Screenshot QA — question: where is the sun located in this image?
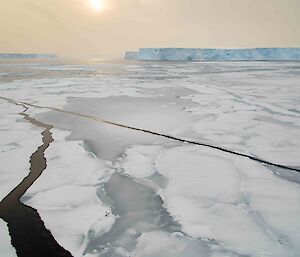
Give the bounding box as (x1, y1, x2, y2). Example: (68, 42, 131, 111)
(90, 0, 105, 11)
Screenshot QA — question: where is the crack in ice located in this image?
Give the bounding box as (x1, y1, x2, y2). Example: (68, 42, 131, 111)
(0, 102, 73, 257)
(1, 96, 299, 173)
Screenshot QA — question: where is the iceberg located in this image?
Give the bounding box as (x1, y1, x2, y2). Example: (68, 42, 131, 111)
(0, 53, 58, 59)
(125, 48, 300, 61)
(124, 51, 139, 60)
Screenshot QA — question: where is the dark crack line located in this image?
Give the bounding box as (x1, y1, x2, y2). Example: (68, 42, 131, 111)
(0, 101, 73, 257)
(1, 96, 299, 173)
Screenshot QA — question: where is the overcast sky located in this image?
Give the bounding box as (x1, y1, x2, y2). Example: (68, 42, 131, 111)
(0, 0, 299, 58)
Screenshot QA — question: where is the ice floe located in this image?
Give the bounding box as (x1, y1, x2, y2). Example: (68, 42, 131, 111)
(154, 145, 300, 257)
(23, 129, 114, 257)
(0, 220, 17, 257)
(0, 101, 44, 201)
(1, 60, 300, 257)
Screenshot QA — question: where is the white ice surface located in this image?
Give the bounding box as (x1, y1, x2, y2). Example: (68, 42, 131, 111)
(24, 129, 115, 257)
(120, 145, 162, 178)
(117, 143, 300, 256)
(181, 68, 300, 166)
(1, 61, 300, 257)
(0, 101, 43, 201)
(1, 61, 299, 166)
(154, 145, 300, 257)
(0, 220, 17, 257)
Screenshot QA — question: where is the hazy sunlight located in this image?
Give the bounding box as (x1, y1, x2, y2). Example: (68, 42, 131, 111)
(90, 0, 105, 11)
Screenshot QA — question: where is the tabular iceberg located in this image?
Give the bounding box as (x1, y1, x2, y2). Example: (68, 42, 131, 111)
(125, 48, 300, 61)
(0, 53, 58, 59)
(124, 51, 139, 60)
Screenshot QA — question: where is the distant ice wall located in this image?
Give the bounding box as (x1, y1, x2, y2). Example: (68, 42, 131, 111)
(0, 54, 58, 59)
(124, 51, 139, 60)
(125, 48, 300, 61)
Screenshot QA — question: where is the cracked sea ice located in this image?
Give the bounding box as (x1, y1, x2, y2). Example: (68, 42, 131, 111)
(0, 60, 300, 257)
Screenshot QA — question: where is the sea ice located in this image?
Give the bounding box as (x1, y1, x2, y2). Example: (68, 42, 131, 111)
(131, 231, 209, 257)
(0, 220, 17, 257)
(154, 145, 300, 257)
(121, 145, 162, 178)
(0, 101, 44, 201)
(24, 129, 114, 257)
(1, 60, 300, 257)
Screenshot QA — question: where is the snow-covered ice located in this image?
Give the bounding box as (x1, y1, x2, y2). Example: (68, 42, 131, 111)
(0, 60, 300, 257)
(121, 145, 162, 178)
(155, 146, 300, 257)
(24, 129, 114, 257)
(0, 101, 43, 201)
(0, 220, 17, 257)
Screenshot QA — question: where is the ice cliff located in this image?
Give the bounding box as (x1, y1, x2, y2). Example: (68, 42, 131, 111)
(0, 54, 58, 59)
(125, 48, 300, 61)
(124, 51, 139, 60)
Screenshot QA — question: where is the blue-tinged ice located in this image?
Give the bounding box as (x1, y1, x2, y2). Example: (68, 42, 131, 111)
(0, 53, 58, 59)
(124, 51, 139, 60)
(125, 48, 300, 61)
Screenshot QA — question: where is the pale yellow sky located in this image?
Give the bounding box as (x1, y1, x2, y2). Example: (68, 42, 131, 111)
(0, 0, 299, 58)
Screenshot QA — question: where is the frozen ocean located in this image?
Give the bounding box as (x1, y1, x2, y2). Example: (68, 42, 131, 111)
(0, 59, 300, 257)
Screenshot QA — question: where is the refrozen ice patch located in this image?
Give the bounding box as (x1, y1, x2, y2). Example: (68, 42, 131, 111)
(0, 220, 17, 257)
(24, 129, 115, 257)
(35, 95, 195, 160)
(154, 146, 300, 257)
(82, 170, 184, 257)
(131, 231, 209, 257)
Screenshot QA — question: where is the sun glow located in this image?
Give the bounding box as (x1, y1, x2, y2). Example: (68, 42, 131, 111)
(90, 0, 105, 11)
